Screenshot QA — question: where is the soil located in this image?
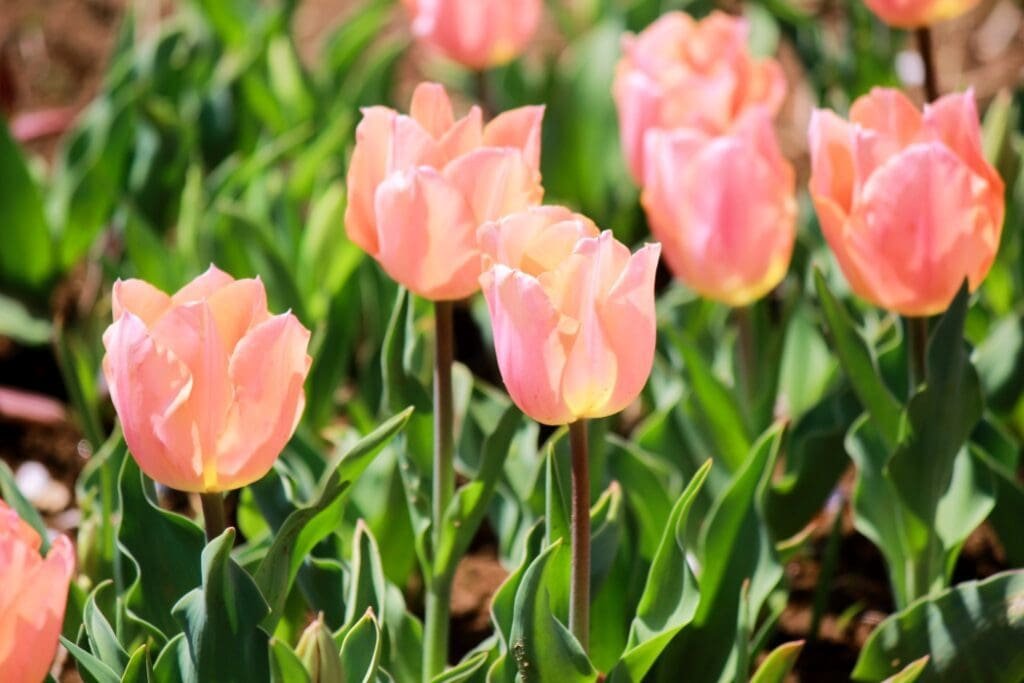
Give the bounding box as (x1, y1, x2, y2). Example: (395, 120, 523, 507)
(1, 1, 1022, 681)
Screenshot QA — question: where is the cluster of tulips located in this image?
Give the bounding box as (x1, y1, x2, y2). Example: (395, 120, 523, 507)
(0, 0, 1006, 679)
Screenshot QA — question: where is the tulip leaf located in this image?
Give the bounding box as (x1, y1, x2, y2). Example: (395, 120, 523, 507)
(339, 610, 382, 683)
(120, 645, 150, 683)
(749, 640, 804, 683)
(254, 407, 412, 629)
(0, 459, 51, 554)
(608, 459, 711, 682)
(431, 650, 489, 683)
(0, 116, 54, 289)
(852, 570, 1024, 682)
(381, 288, 431, 414)
(61, 636, 122, 683)
(151, 634, 192, 683)
(888, 286, 983, 528)
(270, 639, 312, 683)
(508, 540, 598, 682)
(117, 457, 205, 638)
(814, 270, 903, 446)
(83, 582, 129, 675)
(344, 521, 388, 628)
(173, 529, 271, 683)
(488, 521, 545, 683)
(883, 657, 930, 683)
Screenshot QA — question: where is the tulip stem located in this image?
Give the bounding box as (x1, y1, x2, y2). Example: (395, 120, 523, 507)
(425, 300, 456, 678)
(199, 492, 226, 542)
(736, 306, 757, 408)
(569, 419, 591, 652)
(474, 69, 495, 118)
(915, 26, 940, 102)
(906, 316, 929, 393)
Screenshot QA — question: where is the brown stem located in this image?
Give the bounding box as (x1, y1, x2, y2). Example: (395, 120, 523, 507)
(915, 26, 940, 102)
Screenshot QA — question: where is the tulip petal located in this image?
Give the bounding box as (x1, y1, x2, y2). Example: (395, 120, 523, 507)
(480, 266, 573, 425)
(112, 279, 172, 325)
(410, 82, 455, 138)
(478, 206, 597, 276)
(219, 313, 312, 489)
(850, 88, 922, 148)
(808, 108, 857, 213)
(483, 105, 545, 170)
(345, 107, 398, 254)
(171, 264, 234, 305)
(443, 147, 543, 224)
(205, 277, 271, 352)
(375, 167, 481, 300)
(438, 106, 484, 163)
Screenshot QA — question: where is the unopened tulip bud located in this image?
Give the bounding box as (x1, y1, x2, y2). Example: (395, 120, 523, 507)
(295, 614, 343, 683)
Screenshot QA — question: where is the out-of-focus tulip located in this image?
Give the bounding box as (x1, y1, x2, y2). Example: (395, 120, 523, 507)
(0, 500, 75, 683)
(809, 88, 1004, 317)
(102, 266, 312, 493)
(402, 0, 542, 70)
(642, 109, 796, 305)
(863, 0, 980, 28)
(612, 10, 786, 182)
(346, 82, 545, 300)
(478, 207, 660, 425)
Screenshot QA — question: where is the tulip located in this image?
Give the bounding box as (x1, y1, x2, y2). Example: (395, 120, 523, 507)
(478, 207, 660, 425)
(642, 108, 796, 306)
(863, 0, 980, 28)
(402, 0, 543, 70)
(0, 500, 75, 683)
(102, 266, 312, 493)
(808, 88, 1004, 317)
(613, 10, 787, 182)
(345, 82, 545, 300)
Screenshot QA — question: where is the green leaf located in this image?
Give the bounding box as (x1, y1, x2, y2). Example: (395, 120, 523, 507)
(0, 116, 53, 289)
(0, 460, 50, 553)
(344, 521, 388, 627)
(749, 640, 804, 683)
(120, 645, 151, 683)
(151, 634, 191, 683)
(509, 540, 597, 682)
(814, 270, 903, 446)
(888, 286, 983, 528)
(118, 457, 204, 638)
(0, 292, 52, 344)
(608, 460, 711, 682)
(883, 657, 930, 683)
(853, 571, 1024, 682)
(172, 529, 271, 683)
(431, 651, 488, 683)
(61, 636, 122, 683)
(381, 289, 431, 413)
(339, 610, 382, 683)
(83, 582, 129, 674)
(270, 639, 312, 683)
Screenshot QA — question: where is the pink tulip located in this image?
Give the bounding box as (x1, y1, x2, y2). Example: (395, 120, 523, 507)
(479, 207, 660, 425)
(809, 88, 1004, 317)
(402, 0, 543, 70)
(345, 82, 545, 300)
(0, 500, 75, 683)
(863, 0, 980, 28)
(642, 109, 796, 306)
(102, 266, 312, 493)
(613, 10, 786, 182)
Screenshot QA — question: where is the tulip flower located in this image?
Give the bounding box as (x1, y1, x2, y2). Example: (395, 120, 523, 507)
(402, 0, 542, 70)
(0, 500, 75, 683)
(478, 207, 660, 425)
(102, 266, 312, 493)
(642, 108, 796, 306)
(809, 88, 1004, 317)
(345, 82, 545, 300)
(613, 10, 786, 182)
(863, 0, 980, 28)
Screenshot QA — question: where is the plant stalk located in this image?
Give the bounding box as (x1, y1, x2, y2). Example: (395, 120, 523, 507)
(199, 492, 226, 542)
(735, 306, 757, 407)
(569, 420, 591, 652)
(474, 69, 495, 118)
(915, 26, 940, 102)
(424, 300, 456, 679)
(905, 316, 929, 393)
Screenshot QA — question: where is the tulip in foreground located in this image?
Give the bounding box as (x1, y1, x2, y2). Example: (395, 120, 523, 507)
(0, 500, 75, 683)
(402, 0, 542, 70)
(643, 109, 796, 306)
(102, 266, 312, 493)
(479, 207, 660, 426)
(346, 82, 545, 300)
(809, 88, 1004, 317)
(863, 0, 980, 28)
(613, 10, 786, 182)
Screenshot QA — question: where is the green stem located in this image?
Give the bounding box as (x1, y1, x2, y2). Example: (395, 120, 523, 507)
(424, 301, 456, 679)
(735, 306, 757, 408)
(199, 492, 226, 542)
(915, 26, 940, 102)
(474, 69, 495, 118)
(905, 316, 929, 394)
(569, 420, 591, 652)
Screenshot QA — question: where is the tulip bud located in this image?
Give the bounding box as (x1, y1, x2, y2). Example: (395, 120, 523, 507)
(479, 207, 660, 425)
(0, 500, 75, 683)
(642, 109, 797, 305)
(402, 0, 542, 70)
(295, 614, 343, 683)
(613, 10, 786, 183)
(102, 266, 312, 493)
(345, 82, 545, 301)
(808, 88, 1005, 317)
(863, 0, 981, 28)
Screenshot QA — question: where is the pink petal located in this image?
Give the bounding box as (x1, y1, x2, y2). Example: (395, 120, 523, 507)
(374, 167, 481, 300)
(345, 106, 399, 254)
(0, 387, 66, 424)
(205, 277, 271, 353)
(483, 105, 545, 170)
(849, 88, 922, 147)
(480, 266, 573, 425)
(171, 265, 235, 305)
(218, 313, 311, 489)
(477, 206, 597, 275)
(409, 82, 456, 138)
(808, 108, 857, 213)
(443, 147, 543, 224)
(438, 106, 484, 163)
(112, 278, 172, 325)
